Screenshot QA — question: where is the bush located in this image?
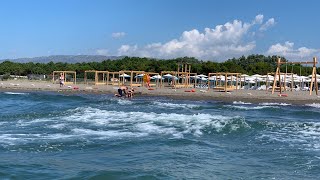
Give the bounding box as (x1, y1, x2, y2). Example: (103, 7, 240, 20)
(1, 73, 10, 80)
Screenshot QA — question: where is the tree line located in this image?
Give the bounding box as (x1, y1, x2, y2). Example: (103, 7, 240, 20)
(0, 54, 317, 79)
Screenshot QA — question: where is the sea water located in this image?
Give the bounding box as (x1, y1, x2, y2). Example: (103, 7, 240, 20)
(0, 91, 319, 179)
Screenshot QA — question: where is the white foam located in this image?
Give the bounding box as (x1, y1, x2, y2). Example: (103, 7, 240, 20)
(306, 103, 320, 108)
(233, 101, 252, 105)
(153, 101, 200, 109)
(0, 133, 42, 145)
(256, 121, 320, 151)
(72, 128, 146, 139)
(48, 123, 66, 129)
(45, 133, 75, 140)
(17, 118, 54, 127)
(0, 106, 245, 146)
(259, 102, 292, 106)
(3, 92, 29, 95)
(61, 107, 242, 138)
(224, 105, 278, 110)
(114, 98, 133, 105)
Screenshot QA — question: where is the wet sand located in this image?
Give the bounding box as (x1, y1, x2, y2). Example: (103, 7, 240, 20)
(1, 79, 320, 105)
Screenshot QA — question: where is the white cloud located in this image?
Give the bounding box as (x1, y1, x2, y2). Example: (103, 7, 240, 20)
(259, 18, 275, 31)
(254, 14, 264, 24)
(267, 41, 319, 60)
(118, 45, 138, 55)
(96, 49, 109, 55)
(117, 16, 269, 61)
(112, 32, 126, 39)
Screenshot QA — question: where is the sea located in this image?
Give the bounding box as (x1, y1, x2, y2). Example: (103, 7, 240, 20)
(0, 91, 320, 179)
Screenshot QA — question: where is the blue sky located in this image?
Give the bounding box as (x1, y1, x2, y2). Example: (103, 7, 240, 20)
(1, 0, 319, 61)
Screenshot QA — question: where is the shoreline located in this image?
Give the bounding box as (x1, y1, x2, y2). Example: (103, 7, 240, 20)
(1, 79, 320, 105)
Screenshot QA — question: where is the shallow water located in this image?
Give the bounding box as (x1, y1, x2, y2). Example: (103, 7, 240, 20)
(0, 91, 320, 179)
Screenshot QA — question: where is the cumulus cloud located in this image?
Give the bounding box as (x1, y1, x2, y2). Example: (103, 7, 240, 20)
(118, 45, 137, 55)
(259, 18, 275, 31)
(117, 17, 267, 61)
(96, 49, 109, 55)
(253, 14, 264, 24)
(267, 41, 319, 60)
(112, 32, 126, 39)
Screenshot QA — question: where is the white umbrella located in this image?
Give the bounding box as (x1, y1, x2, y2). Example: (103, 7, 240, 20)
(252, 74, 262, 77)
(201, 77, 208, 81)
(119, 73, 131, 78)
(209, 76, 217, 80)
(152, 74, 162, 79)
(197, 74, 208, 78)
(134, 74, 145, 78)
(163, 74, 172, 78)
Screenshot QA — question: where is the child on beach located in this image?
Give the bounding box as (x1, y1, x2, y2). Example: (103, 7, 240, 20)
(127, 88, 134, 98)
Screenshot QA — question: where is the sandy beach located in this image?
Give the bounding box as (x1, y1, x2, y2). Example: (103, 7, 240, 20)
(1, 79, 320, 105)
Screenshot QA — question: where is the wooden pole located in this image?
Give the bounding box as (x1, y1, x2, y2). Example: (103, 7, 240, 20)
(74, 72, 77, 84)
(309, 57, 317, 95)
(272, 58, 281, 94)
(225, 73, 227, 92)
(236, 74, 238, 90)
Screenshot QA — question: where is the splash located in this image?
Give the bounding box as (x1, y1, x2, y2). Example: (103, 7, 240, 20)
(224, 105, 279, 110)
(259, 102, 292, 106)
(152, 101, 200, 109)
(306, 103, 320, 108)
(233, 101, 252, 105)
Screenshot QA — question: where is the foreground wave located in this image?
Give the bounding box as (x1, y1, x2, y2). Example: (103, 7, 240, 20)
(0, 92, 319, 179)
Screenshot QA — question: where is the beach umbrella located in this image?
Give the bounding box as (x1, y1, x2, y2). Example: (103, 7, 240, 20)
(152, 74, 162, 79)
(163, 74, 172, 78)
(119, 73, 130, 78)
(305, 78, 311, 82)
(201, 77, 208, 81)
(135, 74, 145, 78)
(227, 76, 237, 80)
(252, 74, 262, 78)
(209, 76, 216, 81)
(189, 76, 196, 79)
(197, 74, 208, 78)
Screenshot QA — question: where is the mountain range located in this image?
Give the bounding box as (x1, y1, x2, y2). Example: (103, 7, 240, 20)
(0, 55, 122, 63)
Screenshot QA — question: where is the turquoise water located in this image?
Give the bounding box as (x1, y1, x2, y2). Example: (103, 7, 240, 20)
(0, 91, 320, 179)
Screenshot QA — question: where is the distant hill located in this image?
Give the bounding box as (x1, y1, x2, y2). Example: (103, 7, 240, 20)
(0, 55, 123, 63)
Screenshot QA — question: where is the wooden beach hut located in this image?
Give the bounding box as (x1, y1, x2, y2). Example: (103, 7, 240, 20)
(207, 72, 241, 92)
(52, 71, 76, 85)
(84, 70, 110, 85)
(271, 57, 318, 95)
(160, 71, 178, 89)
(144, 72, 161, 88)
(119, 70, 145, 88)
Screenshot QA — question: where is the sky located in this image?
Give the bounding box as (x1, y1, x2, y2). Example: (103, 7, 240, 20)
(0, 0, 320, 62)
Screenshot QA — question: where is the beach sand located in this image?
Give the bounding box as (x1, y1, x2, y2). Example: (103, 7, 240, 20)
(1, 79, 320, 105)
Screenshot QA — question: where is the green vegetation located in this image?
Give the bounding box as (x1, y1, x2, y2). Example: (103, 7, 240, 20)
(0, 55, 317, 78)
